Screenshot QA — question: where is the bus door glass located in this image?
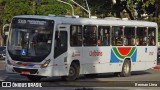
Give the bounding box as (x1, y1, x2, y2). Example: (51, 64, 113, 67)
(54, 31, 68, 58)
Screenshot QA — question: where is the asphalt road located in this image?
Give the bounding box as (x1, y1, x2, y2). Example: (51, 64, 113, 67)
(0, 60, 160, 90)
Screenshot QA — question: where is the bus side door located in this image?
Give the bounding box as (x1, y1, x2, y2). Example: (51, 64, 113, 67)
(54, 31, 68, 58)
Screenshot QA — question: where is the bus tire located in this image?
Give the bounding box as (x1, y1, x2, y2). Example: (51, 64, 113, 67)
(120, 60, 131, 77)
(26, 75, 42, 81)
(62, 63, 79, 81)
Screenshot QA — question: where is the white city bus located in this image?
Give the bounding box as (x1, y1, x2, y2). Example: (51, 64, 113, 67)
(5, 15, 158, 81)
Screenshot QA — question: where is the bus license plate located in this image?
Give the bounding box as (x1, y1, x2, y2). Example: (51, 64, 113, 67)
(21, 71, 30, 75)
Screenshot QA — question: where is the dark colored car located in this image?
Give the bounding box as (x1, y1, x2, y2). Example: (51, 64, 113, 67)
(0, 46, 6, 60)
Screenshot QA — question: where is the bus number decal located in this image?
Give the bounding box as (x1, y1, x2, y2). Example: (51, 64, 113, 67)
(149, 52, 154, 56)
(18, 19, 26, 24)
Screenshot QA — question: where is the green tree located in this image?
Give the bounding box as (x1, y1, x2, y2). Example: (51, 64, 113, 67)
(0, 0, 70, 46)
(0, 0, 160, 43)
(87, 0, 113, 18)
(0, 0, 70, 24)
(36, 0, 69, 15)
(1, 0, 33, 23)
(112, 0, 156, 20)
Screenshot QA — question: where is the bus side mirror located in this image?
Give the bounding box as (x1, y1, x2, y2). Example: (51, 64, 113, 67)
(2, 24, 10, 46)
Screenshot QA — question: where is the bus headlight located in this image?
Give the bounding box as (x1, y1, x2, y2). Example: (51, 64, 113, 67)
(41, 59, 50, 68)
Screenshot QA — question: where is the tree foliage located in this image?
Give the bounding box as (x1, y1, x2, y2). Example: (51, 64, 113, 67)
(0, 0, 69, 24)
(0, 0, 160, 42)
(71, 0, 158, 20)
(36, 0, 69, 15)
(0, 0, 159, 23)
(2, 0, 33, 23)
(87, 0, 113, 18)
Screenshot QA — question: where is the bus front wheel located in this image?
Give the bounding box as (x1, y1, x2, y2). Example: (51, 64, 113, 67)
(120, 60, 131, 77)
(62, 63, 79, 81)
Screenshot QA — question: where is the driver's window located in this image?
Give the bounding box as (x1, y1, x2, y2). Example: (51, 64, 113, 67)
(54, 31, 68, 58)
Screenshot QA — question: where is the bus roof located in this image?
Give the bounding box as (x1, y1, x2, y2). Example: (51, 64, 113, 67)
(14, 15, 157, 27)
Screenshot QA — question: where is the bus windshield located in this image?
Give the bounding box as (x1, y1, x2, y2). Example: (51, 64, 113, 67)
(8, 18, 54, 62)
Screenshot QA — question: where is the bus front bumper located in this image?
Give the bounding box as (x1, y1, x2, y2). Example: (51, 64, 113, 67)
(5, 64, 53, 77)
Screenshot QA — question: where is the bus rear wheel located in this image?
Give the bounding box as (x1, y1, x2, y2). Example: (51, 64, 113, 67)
(26, 75, 42, 81)
(120, 60, 131, 77)
(62, 63, 79, 81)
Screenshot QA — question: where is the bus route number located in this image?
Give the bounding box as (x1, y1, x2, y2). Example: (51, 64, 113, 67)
(18, 19, 26, 24)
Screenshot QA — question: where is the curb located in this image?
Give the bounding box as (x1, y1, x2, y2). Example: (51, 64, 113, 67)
(153, 65, 160, 70)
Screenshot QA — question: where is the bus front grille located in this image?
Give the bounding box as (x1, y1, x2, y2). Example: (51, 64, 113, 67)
(13, 67, 38, 74)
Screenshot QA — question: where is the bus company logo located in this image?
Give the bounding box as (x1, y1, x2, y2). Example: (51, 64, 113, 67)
(2, 82, 11, 87)
(110, 47, 137, 63)
(89, 50, 103, 56)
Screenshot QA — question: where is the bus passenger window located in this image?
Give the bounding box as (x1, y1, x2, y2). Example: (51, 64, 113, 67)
(148, 28, 156, 46)
(98, 26, 110, 46)
(124, 27, 135, 46)
(112, 26, 123, 46)
(83, 26, 97, 46)
(136, 27, 147, 46)
(70, 25, 82, 46)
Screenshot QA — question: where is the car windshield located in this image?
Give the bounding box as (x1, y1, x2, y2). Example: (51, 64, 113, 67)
(8, 18, 54, 62)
